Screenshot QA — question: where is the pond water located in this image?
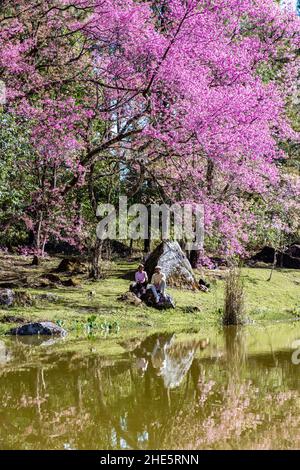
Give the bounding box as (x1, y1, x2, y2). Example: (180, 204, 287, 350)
(0, 323, 300, 450)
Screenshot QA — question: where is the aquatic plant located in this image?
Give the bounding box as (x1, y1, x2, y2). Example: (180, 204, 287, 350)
(223, 269, 245, 326)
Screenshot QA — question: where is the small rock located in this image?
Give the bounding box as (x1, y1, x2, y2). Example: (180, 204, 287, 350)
(42, 273, 62, 284)
(55, 258, 86, 274)
(88, 291, 96, 300)
(38, 278, 53, 288)
(14, 290, 34, 307)
(31, 255, 40, 266)
(7, 321, 67, 337)
(0, 315, 26, 324)
(118, 292, 142, 306)
(181, 306, 201, 314)
(0, 288, 15, 307)
(62, 277, 81, 287)
(287, 244, 300, 258)
(35, 293, 58, 303)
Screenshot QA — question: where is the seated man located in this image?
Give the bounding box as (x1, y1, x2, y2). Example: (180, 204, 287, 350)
(130, 264, 148, 297)
(149, 266, 166, 304)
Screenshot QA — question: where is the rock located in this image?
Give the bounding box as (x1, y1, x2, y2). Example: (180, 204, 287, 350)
(0, 315, 26, 323)
(144, 241, 197, 289)
(109, 240, 136, 258)
(31, 255, 40, 266)
(55, 258, 86, 274)
(280, 254, 300, 269)
(251, 246, 276, 264)
(39, 273, 80, 288)
(9, 336, 62, 347)
(62, 277, 81, 287)
(0, 288, 15, 307)
(286, 244, 300, 258)
(41, 273, 62, 284)
(251, 246, 300, 269)
(7, 321, 67, 337)
(0, 289, 34, 308)
(13, 290, 34, 307)
(38, 278, 53, 288)
(142, 289, 175, 310)
(180, 306, 201, 313)
(35, 293, 58, 303)
(0, 281, 18, 289)
(87, 291, 96, 301)
(118, 291, 142, 306)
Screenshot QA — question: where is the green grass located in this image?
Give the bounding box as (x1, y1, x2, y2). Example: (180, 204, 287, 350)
(1, 261, 300, 341)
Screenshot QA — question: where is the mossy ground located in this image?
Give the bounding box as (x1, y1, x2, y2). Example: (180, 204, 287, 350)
(0, 255, 300, 343)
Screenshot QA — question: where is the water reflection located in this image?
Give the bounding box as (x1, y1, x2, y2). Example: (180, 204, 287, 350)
(132, 333, 209, 389)
(0, 340, 12, 365)
(0, 325, 300, 450)
(8, 335, 64, 347)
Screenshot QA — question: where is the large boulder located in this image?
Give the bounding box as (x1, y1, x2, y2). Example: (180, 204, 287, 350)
(8, 321, 67, 337)
(144, 241, 197, 289)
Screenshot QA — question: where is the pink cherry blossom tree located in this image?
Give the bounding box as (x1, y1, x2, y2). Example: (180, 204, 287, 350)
(0, 0, 299, 270)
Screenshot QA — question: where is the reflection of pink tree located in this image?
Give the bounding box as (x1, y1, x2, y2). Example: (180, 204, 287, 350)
(166, 375, 300, 449)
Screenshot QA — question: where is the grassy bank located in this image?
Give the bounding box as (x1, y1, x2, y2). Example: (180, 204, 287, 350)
(0, 255, 300, 341)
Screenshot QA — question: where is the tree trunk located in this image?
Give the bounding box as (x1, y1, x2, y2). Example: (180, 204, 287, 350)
(35, 211, 43, 254)
(267, 249, 277, 282)
(90, 238, 103, 280)
(189, 250, 200, 269)
(144, 237, 151, 254)
(31, 211, 43, 265)
(143, 206, 151, 254)
(188, 157, 214, 269)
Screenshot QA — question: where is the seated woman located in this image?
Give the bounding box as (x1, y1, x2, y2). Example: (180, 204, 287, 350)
(149, 266, 166, 304)
(130, 264, 148, 297)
